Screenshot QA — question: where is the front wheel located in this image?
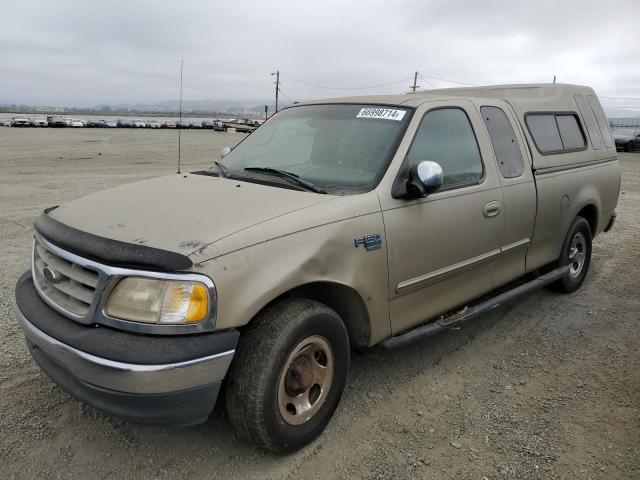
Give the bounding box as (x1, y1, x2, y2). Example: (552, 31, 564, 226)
(225, 298, 350, 452)
(550, 216, 592, 293)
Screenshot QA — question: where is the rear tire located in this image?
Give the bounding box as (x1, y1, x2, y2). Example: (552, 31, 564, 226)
(550, 216, 592, 293)
(625, 141, 633, 152)
(225, 298, 350, 452)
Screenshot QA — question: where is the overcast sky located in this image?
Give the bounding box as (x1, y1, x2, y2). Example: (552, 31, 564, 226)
(1, 0, 639, 113)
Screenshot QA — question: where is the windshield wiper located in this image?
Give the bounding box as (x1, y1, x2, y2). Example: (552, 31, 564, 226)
(244, 167, 326, 194)
(214, 161, 231, 178)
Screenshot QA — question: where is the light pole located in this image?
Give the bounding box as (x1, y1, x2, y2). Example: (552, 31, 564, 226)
(271, 70, 280, 113)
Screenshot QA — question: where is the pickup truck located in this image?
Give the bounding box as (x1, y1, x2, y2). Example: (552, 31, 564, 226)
(15, 83, 620, 452)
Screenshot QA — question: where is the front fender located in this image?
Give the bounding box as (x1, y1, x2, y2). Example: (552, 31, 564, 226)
(198, 212, 391, 345)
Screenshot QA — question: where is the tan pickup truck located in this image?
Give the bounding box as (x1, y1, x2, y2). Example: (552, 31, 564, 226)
(15, 84, 620, 452)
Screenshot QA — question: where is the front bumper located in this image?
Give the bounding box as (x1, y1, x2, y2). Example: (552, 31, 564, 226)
(15, 273, 238, 425)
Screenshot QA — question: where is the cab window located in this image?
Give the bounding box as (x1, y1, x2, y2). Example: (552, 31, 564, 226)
(407, 108, 483, 189)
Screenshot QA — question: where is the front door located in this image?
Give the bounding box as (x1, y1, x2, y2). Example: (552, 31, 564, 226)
(380, 101, 504, 335)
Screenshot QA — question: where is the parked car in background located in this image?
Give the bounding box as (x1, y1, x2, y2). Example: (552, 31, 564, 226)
(0, 119, 10, 127)
(161, 121, 176, 129)
(11, 117, 32, 127)
(213, 120, 225, 132)
(47, 117, 67, 128)
(613, 127, 640, 152)
(117, 119, 132, 128)
(85, 120, 102, 128)
(104, 120, 118, 128)
(32, 118, 48, 127)
(223, 118, 257, 133)
(132, 119, 147, 128)
(62, 118, 84, 128)
(146, 120, 161, 129)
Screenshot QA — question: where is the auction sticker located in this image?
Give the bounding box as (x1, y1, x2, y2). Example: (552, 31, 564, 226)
(356, 107, 406, 121)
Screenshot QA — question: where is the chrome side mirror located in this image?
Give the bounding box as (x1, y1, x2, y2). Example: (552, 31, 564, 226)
(221, 146, 231, 159)
(406, 161, 443, 197)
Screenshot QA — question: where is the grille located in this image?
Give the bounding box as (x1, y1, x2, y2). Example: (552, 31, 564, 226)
(32, 236, 99, 317)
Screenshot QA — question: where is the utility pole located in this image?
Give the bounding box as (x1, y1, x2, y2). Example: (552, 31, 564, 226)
(271, 70, 280, 112)
(264, 104, 268, 120)
(410, 71, 419, 93)
(553, 75, 556, 84)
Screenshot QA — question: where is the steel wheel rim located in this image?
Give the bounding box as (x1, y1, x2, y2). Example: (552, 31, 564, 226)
(277, 335, 334, 426)
(568, 231, 587, 279)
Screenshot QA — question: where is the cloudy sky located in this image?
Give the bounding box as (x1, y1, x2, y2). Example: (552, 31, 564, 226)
(1, 0, 639, 114)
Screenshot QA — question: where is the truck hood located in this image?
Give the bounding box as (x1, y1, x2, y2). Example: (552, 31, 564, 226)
(48, 173, 335, 256)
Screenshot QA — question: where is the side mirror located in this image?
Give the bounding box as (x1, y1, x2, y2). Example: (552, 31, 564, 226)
(406, 161, 443, 197)
(221, 146, 231, 159)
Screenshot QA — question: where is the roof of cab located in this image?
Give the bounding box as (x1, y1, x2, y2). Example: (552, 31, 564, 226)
(298, 83, 597, 110)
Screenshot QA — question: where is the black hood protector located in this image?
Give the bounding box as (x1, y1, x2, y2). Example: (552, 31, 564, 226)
(34, 212, 193, 272)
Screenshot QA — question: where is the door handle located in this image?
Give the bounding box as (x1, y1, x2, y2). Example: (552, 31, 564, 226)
(483, 201, 502, 218)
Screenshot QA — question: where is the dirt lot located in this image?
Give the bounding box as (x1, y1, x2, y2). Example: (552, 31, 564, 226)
(0, 128, 638, 479)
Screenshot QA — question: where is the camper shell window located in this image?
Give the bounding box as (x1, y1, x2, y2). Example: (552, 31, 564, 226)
(525, 112, 587, 155)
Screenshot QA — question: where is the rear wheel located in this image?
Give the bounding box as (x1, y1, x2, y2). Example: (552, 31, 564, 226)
(225, 298, 349, 452)
(550, 216, 592, 293)
(625, 141, 633, 152)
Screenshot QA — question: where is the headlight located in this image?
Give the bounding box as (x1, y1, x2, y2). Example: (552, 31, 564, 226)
(105, 277, 210, 325)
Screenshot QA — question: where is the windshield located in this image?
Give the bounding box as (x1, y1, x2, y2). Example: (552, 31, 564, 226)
(221, 104, 411, 192)
(613, 128, 637, 136)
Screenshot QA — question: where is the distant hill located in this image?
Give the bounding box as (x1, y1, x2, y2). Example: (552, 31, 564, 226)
(0, 99, 295, 117)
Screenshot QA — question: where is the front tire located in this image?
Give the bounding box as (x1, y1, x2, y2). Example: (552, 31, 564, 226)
(550, 216, 592, 293)
(225, 298, 350, 452)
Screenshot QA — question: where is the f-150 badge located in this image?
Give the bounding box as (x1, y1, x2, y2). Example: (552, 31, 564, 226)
(354, 234, 382, 252)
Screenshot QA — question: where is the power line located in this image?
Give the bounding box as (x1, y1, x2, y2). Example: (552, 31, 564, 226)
(418, 75, 435, 89)
(280, 73, 413, 90)
(601, 96, 640, 101)
(278, 88, 298, 104)
(419, 73, 478, 87)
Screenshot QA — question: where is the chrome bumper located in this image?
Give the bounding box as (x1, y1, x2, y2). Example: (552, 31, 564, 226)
(16, 309, 234, 395)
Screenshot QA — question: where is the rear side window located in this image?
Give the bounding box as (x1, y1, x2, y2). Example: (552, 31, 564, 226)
(587, 95, 614, 148)
(481, 106, 524, 178)
(407, 108, 483, 189)
(556, 115, 585, 150)
(574, 94, 602, 150)
(525, 113, 586, 154)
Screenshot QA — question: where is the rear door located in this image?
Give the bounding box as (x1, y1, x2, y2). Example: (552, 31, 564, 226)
(476, 100, 537, 286)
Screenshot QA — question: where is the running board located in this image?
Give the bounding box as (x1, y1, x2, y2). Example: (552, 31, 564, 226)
(381, 265, 569, 349)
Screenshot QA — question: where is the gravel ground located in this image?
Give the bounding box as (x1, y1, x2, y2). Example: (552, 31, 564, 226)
(0, 128, 638, 479)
